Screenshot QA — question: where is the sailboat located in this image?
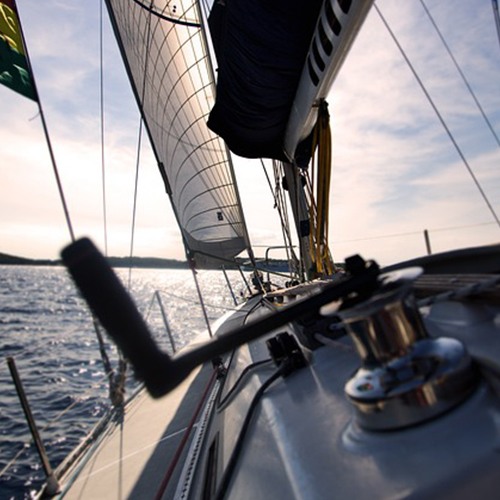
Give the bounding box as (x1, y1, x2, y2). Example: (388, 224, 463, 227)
(2, 0, 500, 499)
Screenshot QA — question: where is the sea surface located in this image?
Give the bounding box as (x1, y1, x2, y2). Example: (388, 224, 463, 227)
(0, 265, 247, 500)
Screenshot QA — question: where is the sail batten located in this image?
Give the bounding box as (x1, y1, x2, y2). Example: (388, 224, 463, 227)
(105, 0, 249, 267)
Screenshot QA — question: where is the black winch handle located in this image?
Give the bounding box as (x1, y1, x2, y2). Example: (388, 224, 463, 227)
(62, 238, 380, 398)
(61, 238, 189, 397)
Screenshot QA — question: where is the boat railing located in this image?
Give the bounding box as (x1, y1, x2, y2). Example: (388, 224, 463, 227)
(263, 245, 298, 283)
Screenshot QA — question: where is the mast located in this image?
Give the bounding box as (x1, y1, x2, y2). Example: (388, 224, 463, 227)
(281, 101, 335, 280)
(279, 0, 374, 278)
(283, 0, 375, 160)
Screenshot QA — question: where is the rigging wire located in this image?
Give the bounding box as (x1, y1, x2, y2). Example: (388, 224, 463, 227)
(289, 164, 306, 280)
(128, 118, 144, 289)
(14, 3, 75, 243)
(189, 261, 214, 337)
(375, 4, 500, 233)
(201, 0, 211, 21)
(419, 0, 500, 150)
(99, 0, 109, 256)
(261, 159, 298, 278)
(93, 319, 126, 407)
(127, 2, 155, 289)
(273, 160, 304, 279)
(493, 0, 500, 51)
(99, 0, 129, 402)
(39, 107, 76, 243)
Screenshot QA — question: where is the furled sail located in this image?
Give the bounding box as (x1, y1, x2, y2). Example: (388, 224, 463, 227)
(207, 0, 374, 162)
(207, 0, 324, 161)
(104, 0, 249, 268)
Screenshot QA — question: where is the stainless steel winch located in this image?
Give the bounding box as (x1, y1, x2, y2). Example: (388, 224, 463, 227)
(337, 267, 480, 430)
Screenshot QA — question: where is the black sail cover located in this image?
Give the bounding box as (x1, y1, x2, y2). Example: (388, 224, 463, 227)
(207, 0, 324, 161)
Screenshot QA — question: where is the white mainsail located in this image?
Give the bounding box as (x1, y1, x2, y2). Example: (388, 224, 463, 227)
(105, 0, 249, 267)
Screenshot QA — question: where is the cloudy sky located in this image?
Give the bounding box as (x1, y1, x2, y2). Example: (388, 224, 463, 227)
(1, 0, 499, 267)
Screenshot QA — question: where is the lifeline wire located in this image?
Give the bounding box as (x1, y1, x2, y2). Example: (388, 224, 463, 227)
(332, 221, 497, 245)
(375, 4, 500, 232)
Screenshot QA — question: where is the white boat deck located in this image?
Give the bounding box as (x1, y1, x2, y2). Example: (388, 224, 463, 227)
(53, 298, 262, 500)
(56, 362, 213, 500)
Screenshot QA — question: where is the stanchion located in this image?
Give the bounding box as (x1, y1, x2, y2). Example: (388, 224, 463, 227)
(7, 357, 61, 495)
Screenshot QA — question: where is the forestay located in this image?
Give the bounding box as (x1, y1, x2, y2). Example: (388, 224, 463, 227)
(105, 0, 249, 267)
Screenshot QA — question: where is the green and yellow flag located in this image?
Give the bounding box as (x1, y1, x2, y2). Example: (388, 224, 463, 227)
(0, 0, 36, 100)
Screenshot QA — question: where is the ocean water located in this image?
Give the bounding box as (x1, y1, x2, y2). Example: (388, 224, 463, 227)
(0, 265, 246, 500)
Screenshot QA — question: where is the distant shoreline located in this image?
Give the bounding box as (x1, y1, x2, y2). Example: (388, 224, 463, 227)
(0, 251, 189, 269)
(0, 252, 292, 272)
